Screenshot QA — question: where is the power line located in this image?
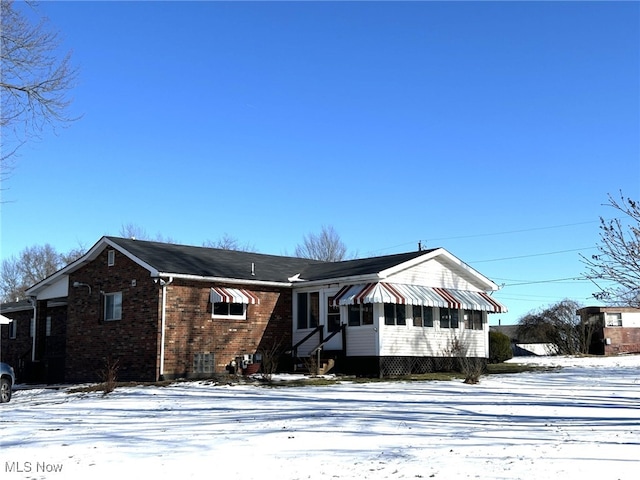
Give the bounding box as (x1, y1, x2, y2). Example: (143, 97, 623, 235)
(425, 220, 600, 242)
(500, 276, 588, 287)
(469, 246, 596, 264)
(372, 220, 601, 253)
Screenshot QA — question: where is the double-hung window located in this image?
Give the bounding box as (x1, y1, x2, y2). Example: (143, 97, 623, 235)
(297, 292, 319, 329)
(384, 303, 406, 326)
(413, 305, 434, 327)
(439, 308, 459, 329)
(464, 310, 483, 330)
(348, 303, 374, 326)
(104, 292, 122, 321)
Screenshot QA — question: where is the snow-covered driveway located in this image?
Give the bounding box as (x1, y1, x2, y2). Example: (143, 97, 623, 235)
(2, 356, 639, 480)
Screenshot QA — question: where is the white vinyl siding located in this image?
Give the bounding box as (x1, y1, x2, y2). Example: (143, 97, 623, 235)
(379, 325, 487, 357)
(388, 259, 480, 291)
(378, 308, 488, 358)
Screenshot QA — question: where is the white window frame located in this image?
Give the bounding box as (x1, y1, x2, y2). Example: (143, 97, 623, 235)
(384, 303, 407, 326)
(412, 305, 434, 327)
(347, 303, 374, 327)
(296, 291, 320, 330)
(464, 310, 483, 330)
(212, 302, 247, 320)
(439, 307, 460, 329)
(104, 292, 123, 321)
(605, 312, 622, 327)
(9, 320, 17, 339)
(107, 250, 115, 266)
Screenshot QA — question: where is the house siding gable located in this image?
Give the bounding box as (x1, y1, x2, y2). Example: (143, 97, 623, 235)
(386, 258, 486, 291)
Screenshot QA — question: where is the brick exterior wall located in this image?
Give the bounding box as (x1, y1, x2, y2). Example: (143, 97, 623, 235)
(0, 308, 34, 381)
(63, 247, 293, 382)
(162, 282, 291, 379)
(603, 327, 640, 355)
(66, 248, 162, 382)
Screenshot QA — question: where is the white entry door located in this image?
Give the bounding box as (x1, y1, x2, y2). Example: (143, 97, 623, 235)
(322, 289, 343, 351)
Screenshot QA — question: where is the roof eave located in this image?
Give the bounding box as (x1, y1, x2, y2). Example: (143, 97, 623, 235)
(290, 273, 383, 288)
(26, 236, 161, 296)
(155, 272, 292, 288)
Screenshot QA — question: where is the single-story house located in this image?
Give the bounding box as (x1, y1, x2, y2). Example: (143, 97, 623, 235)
(577, 306, 640, 355)
(1, 236, 507, 383)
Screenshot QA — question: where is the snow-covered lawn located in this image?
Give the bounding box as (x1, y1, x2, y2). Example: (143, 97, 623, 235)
(2, 355, 639, 480)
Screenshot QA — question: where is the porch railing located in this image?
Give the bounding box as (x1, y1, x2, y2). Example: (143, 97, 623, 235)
(289, 324, 324, 360)
(309, 324, 346, 356)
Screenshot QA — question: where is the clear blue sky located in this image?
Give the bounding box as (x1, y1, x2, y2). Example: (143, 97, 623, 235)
(1, 1, 638, 325)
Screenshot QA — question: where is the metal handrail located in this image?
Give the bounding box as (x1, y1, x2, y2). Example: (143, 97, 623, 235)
(309, 325, 345, 355)
(290, 324, 323, 358)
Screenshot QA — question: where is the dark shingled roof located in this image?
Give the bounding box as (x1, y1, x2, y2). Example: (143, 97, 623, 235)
(107, 237, 325, 283)
(106, 237, 434, 284)
(298, 250, 436, 281)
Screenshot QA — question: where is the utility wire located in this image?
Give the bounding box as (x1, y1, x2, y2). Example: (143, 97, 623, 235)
(500, 276, 588, 287)
(469, 246, 596, 264)
(372, 220, 602, 254)
(423, 220, 599, 242)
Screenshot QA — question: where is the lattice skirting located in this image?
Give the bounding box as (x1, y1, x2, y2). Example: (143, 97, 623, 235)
(323, 355, 487, 378)
(378, 356, 487, 377)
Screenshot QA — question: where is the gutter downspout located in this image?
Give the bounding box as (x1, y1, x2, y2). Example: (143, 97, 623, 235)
(27, 297, 36, 363)
(159, 277, 173, 380)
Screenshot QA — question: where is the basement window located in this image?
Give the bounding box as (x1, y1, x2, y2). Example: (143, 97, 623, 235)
(193, 353, 215, 374)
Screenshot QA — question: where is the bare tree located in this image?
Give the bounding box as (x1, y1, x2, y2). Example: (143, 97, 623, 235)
(0, 243, 85, 301)
(1, 0, 78, 178)
(203, 233, 257, 252)
(0, 258, 22, 302)
(517, 299, 584, 355)
(118, 223, 177, 244)
(119, 223, 149, 240)
(295, 225, 349, 262)
(582, 192, 640, 307)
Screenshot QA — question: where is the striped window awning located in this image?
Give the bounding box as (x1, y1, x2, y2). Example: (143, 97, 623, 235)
(332, 283, 506, 313)
(210, 287, 260, 305)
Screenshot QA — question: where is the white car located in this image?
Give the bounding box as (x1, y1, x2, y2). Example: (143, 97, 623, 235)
(0, 362, 15, 403)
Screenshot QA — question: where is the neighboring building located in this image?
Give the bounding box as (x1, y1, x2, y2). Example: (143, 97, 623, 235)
(577, 306, 640, 355)
(489, 324, 558, 356)
(2, 236, 507, 383)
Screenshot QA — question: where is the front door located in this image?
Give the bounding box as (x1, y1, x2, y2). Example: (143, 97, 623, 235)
(323, 290, 343, 351)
